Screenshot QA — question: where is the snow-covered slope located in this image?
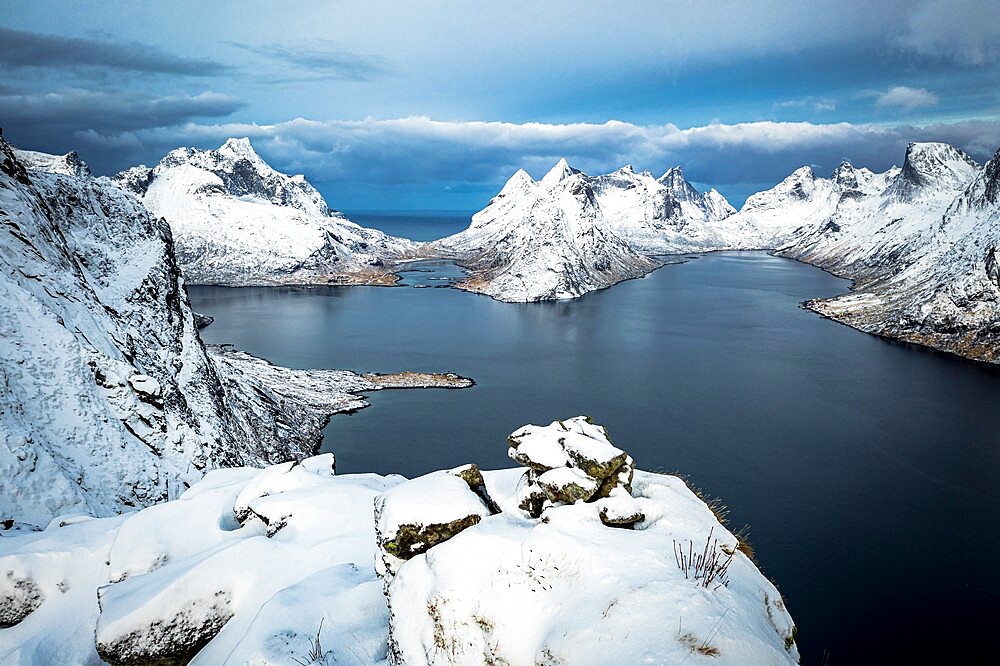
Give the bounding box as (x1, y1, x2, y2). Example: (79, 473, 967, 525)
(0, 140, 464, 525)
(430, 160, 660, 302)
(117, 138, 415, 286)
(723, 140, 1000, 362)
(0, 419, 798, 665)
(800, 145, 1000, 361)
(430, 159, 750, 302)
(778, 143, 979, 279)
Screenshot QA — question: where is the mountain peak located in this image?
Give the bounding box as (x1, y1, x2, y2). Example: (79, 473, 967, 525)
(218, 137, 262, 160)
(658, 165, 702, 203)
(658, 166, 684, 183)
(497, 168, 536, 196)
(13, 148, 91, 178)
(891, 142, 979, 199)
(540, 158, 581, 188)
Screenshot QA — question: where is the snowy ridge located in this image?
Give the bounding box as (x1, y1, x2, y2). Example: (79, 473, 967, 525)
(117, 138, 416, 286)
(775, 142, 980, 279)
(744, 140, 1000, 361)
(0, 419, 798, 665)
(0, 140, 457, 525)
(430, 159, 751, 302)
(796, 145, 1000, 361)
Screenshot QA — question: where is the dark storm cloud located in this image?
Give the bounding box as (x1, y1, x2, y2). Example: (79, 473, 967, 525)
(0, 90, 244, 172)
(0, 90, 243, 133)
(226, 41, 391, 81)
(0, 27, 230, 76)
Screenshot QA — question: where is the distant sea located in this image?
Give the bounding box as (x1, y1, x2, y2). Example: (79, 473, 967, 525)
(343, 210, 475, 242)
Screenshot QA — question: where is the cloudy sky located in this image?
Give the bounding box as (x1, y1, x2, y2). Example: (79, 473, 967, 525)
(3, 0, 1000, 209)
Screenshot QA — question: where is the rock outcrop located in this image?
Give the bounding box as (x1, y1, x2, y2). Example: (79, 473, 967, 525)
(374, 464, 498, 578)
(507, 416, 636, 519)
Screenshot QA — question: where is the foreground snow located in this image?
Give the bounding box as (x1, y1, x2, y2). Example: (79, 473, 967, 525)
(0, 419, 798, 665)
(117, 138, 416, 286)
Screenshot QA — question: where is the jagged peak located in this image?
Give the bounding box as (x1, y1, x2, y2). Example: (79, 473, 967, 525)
(217, 137, 264, 161)
(891, 141, 980, 199)
(702, 188, 737, 219)
(832, 161, 860, 189)
(146, 138, 330, 217)
(540, 158, 581, 188)
(657, 165, 684, 183)
(497, 168, 536, 196)
(658, 165, 702, 203)
(788, 166, 815, 181)
(13, 148, 91, 178)
(901, 142, 979, 175)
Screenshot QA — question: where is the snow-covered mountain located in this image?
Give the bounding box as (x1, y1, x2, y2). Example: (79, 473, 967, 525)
(790, 144, 1000, 362)
(429, 161, 659, 302)
(430, 159, 752, 302)
(726, 140, 1000, 361)
(0, 419, 798, 665)
(117, 138, 416, 286)
(0, 140, 461, 525)
(776, 143, 980, 279)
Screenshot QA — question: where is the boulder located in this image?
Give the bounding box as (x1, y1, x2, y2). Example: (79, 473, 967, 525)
(96, 588, 233, 666)
(597, 495, 646, 529)
(375, 464, 498, 578)
(0, 570, 43, 627)
(506, 416, 634, 518)
(536, 467, 599, 504)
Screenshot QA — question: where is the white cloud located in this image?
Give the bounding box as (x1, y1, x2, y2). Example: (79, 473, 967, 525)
(875, 86, 940, 108)
(76, 116, 997, 194)
(776, 97, 837, 112)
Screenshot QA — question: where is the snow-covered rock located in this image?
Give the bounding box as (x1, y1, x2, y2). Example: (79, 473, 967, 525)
(117, 138, 416, 286)
(0, 421, 799, 665)
(374, 464, 498, 578)
(0, 139, 463, 525)
(507, 416, 634, 517)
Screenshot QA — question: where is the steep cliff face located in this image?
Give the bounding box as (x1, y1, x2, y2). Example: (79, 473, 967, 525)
(117, 138, 415, 286)
(430, 159, 748, 302)
(0, 140, 433, 524)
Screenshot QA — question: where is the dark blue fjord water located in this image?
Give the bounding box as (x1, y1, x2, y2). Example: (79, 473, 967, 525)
(190, 241, 1000, 665)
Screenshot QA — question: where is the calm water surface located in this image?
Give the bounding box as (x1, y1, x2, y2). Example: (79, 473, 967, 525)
(191, 227, 1000, 665)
